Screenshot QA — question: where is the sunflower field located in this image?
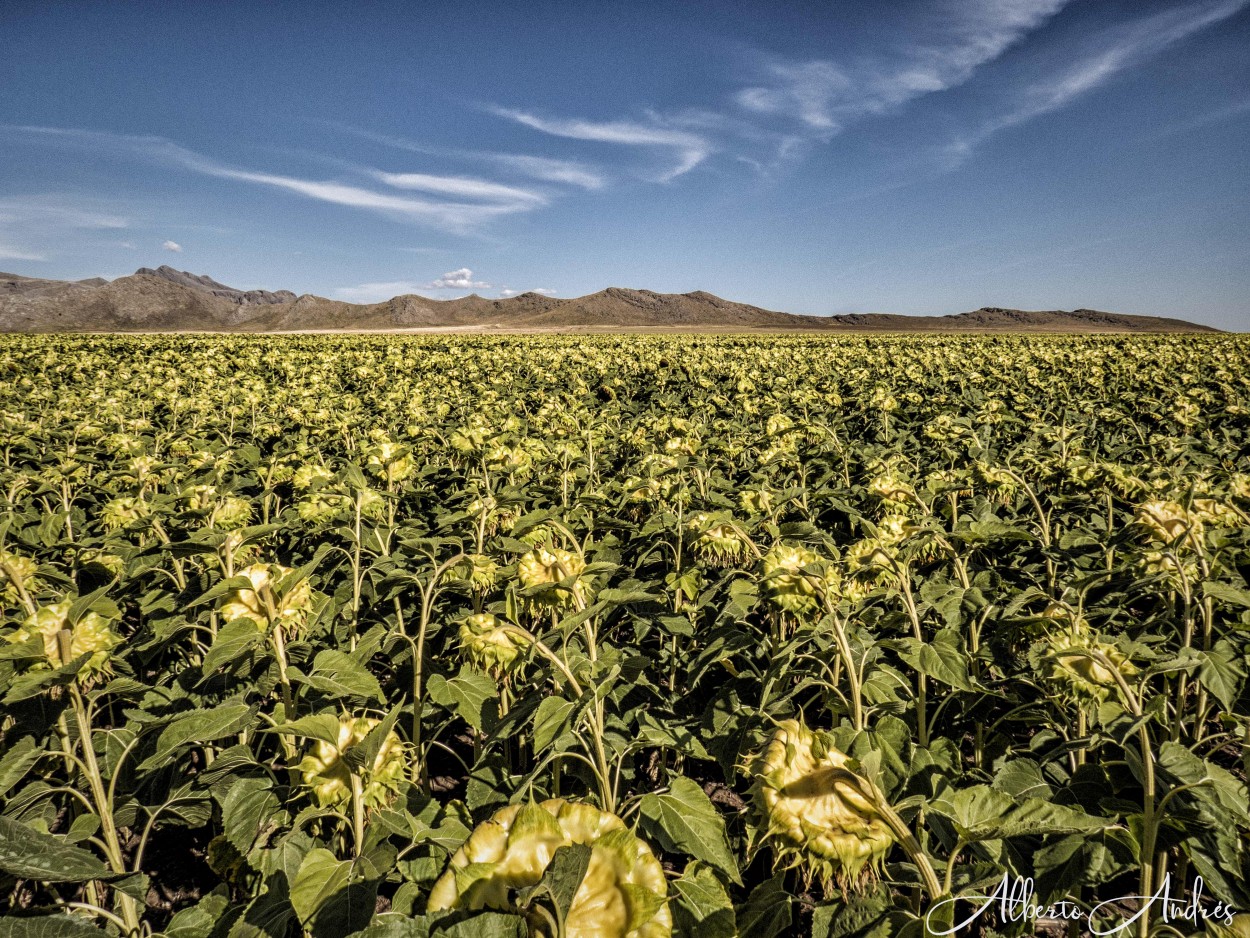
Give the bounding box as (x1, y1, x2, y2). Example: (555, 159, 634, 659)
(1, 333, 1248, 938)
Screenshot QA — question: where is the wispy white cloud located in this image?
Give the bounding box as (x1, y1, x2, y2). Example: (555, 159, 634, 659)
(943, 0, 1250, 165)
(427, 267, 490, 290)
(482, 154, 605, 190)
(162, 239, 182, 252)
(0, 193, 131, 265)
(1148, 96, 1250, 139)
(4, 125, 545, 234)
(737, 0, 1072, 133)
(374, 171, 546, 204)
(491, 108, 712, 181)
(324, 121, 608, 190)
(0, 194, 129, 231)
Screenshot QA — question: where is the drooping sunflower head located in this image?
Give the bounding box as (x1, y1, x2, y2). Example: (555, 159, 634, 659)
(517, 546, 590, 613)
(688, 513, 753, 568)
(748, 719, 894, 892)
(0, 550, 41, 605)
(453, 554, 501, 594)
(459, 613, 527, 677)
(6, 600, 121, 681)
(218, 563, 312, 635)
(298, 715, 407, 811)
(427, 798, 671, 938)
(1042, 625, 1136, 706)
(1134, 500, 1202, 548)
(761, 543, 838, 618)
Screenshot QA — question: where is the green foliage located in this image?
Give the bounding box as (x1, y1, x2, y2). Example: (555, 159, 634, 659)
(0, 332, 1248, 936)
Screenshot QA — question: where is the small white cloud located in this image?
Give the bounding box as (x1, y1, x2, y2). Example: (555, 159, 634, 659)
(532, 288, 557, 296)
(162, 240, 182, 252)
(118, 241, 137, 249)
(427, 267, 490, 290)
(499, 288, 517, 298)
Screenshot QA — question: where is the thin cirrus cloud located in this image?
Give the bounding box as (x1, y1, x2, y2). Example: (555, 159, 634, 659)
(736, 0, 1072, 134)
(373, 172, 546, 205)
(940, 0, 1250, 166)
(3, 125, 550, 234)
(490, 107, 712, 182)
(485, 0, 1072, 177)
(0, 193, 130, 263)
(323, 121, 608, 190)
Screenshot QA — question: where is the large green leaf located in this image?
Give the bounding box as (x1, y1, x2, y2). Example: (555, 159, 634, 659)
(139, 701, 254, 770)
(671, 861, 736, 938)
(0, 816, 116, 882)
(0, 914, 110, 937)
(639, 775, 740, 884)
(427, 666, 498, 732)
(201, 617, 266, 673)
(929, 785, 1111, 841)
(299, 649, 384, 703)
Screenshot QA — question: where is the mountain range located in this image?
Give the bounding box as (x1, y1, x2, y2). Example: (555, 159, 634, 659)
(0, 266, 1218, 333)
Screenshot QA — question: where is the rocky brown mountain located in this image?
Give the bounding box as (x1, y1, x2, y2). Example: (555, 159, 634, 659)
(0, 269, 1219, 333)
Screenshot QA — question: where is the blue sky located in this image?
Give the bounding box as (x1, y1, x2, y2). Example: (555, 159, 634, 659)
(2, 0, 1248, 328)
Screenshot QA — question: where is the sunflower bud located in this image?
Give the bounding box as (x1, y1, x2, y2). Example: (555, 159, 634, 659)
(428, 799, 671, 938)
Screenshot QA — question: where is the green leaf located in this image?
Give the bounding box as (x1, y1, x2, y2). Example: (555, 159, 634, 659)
(0, 914, 110, 937)
(0, 737, 42, 798)
(140, 702, 254, 770)
(290, 848, 353, 926)
(530, 696, 575, 752)
(427, 666, 498, 732)
(1202, 581, 1250, 608)
(269, 712, 344, 746)
(163, 889, 230, 938)
(1196, 641, 1245, 712)
(929, 785, 1110, 841)
(301, 649, 385, 703)
(342, 704, 402, 776)
(894, 629, 975, 691)
(991, 759, 1052, 801)
(222, 778, 282, 852)
(538, 843, 592, 922)
(0, 815, 117, 882)
(735, 873, 792, 938)
(671, 861, 736, 938)
(201, 617, 266, 673)
(638, 775, 740, 884)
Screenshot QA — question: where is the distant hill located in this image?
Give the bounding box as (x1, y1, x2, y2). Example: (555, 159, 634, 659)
(0, 268, 1219, 333)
